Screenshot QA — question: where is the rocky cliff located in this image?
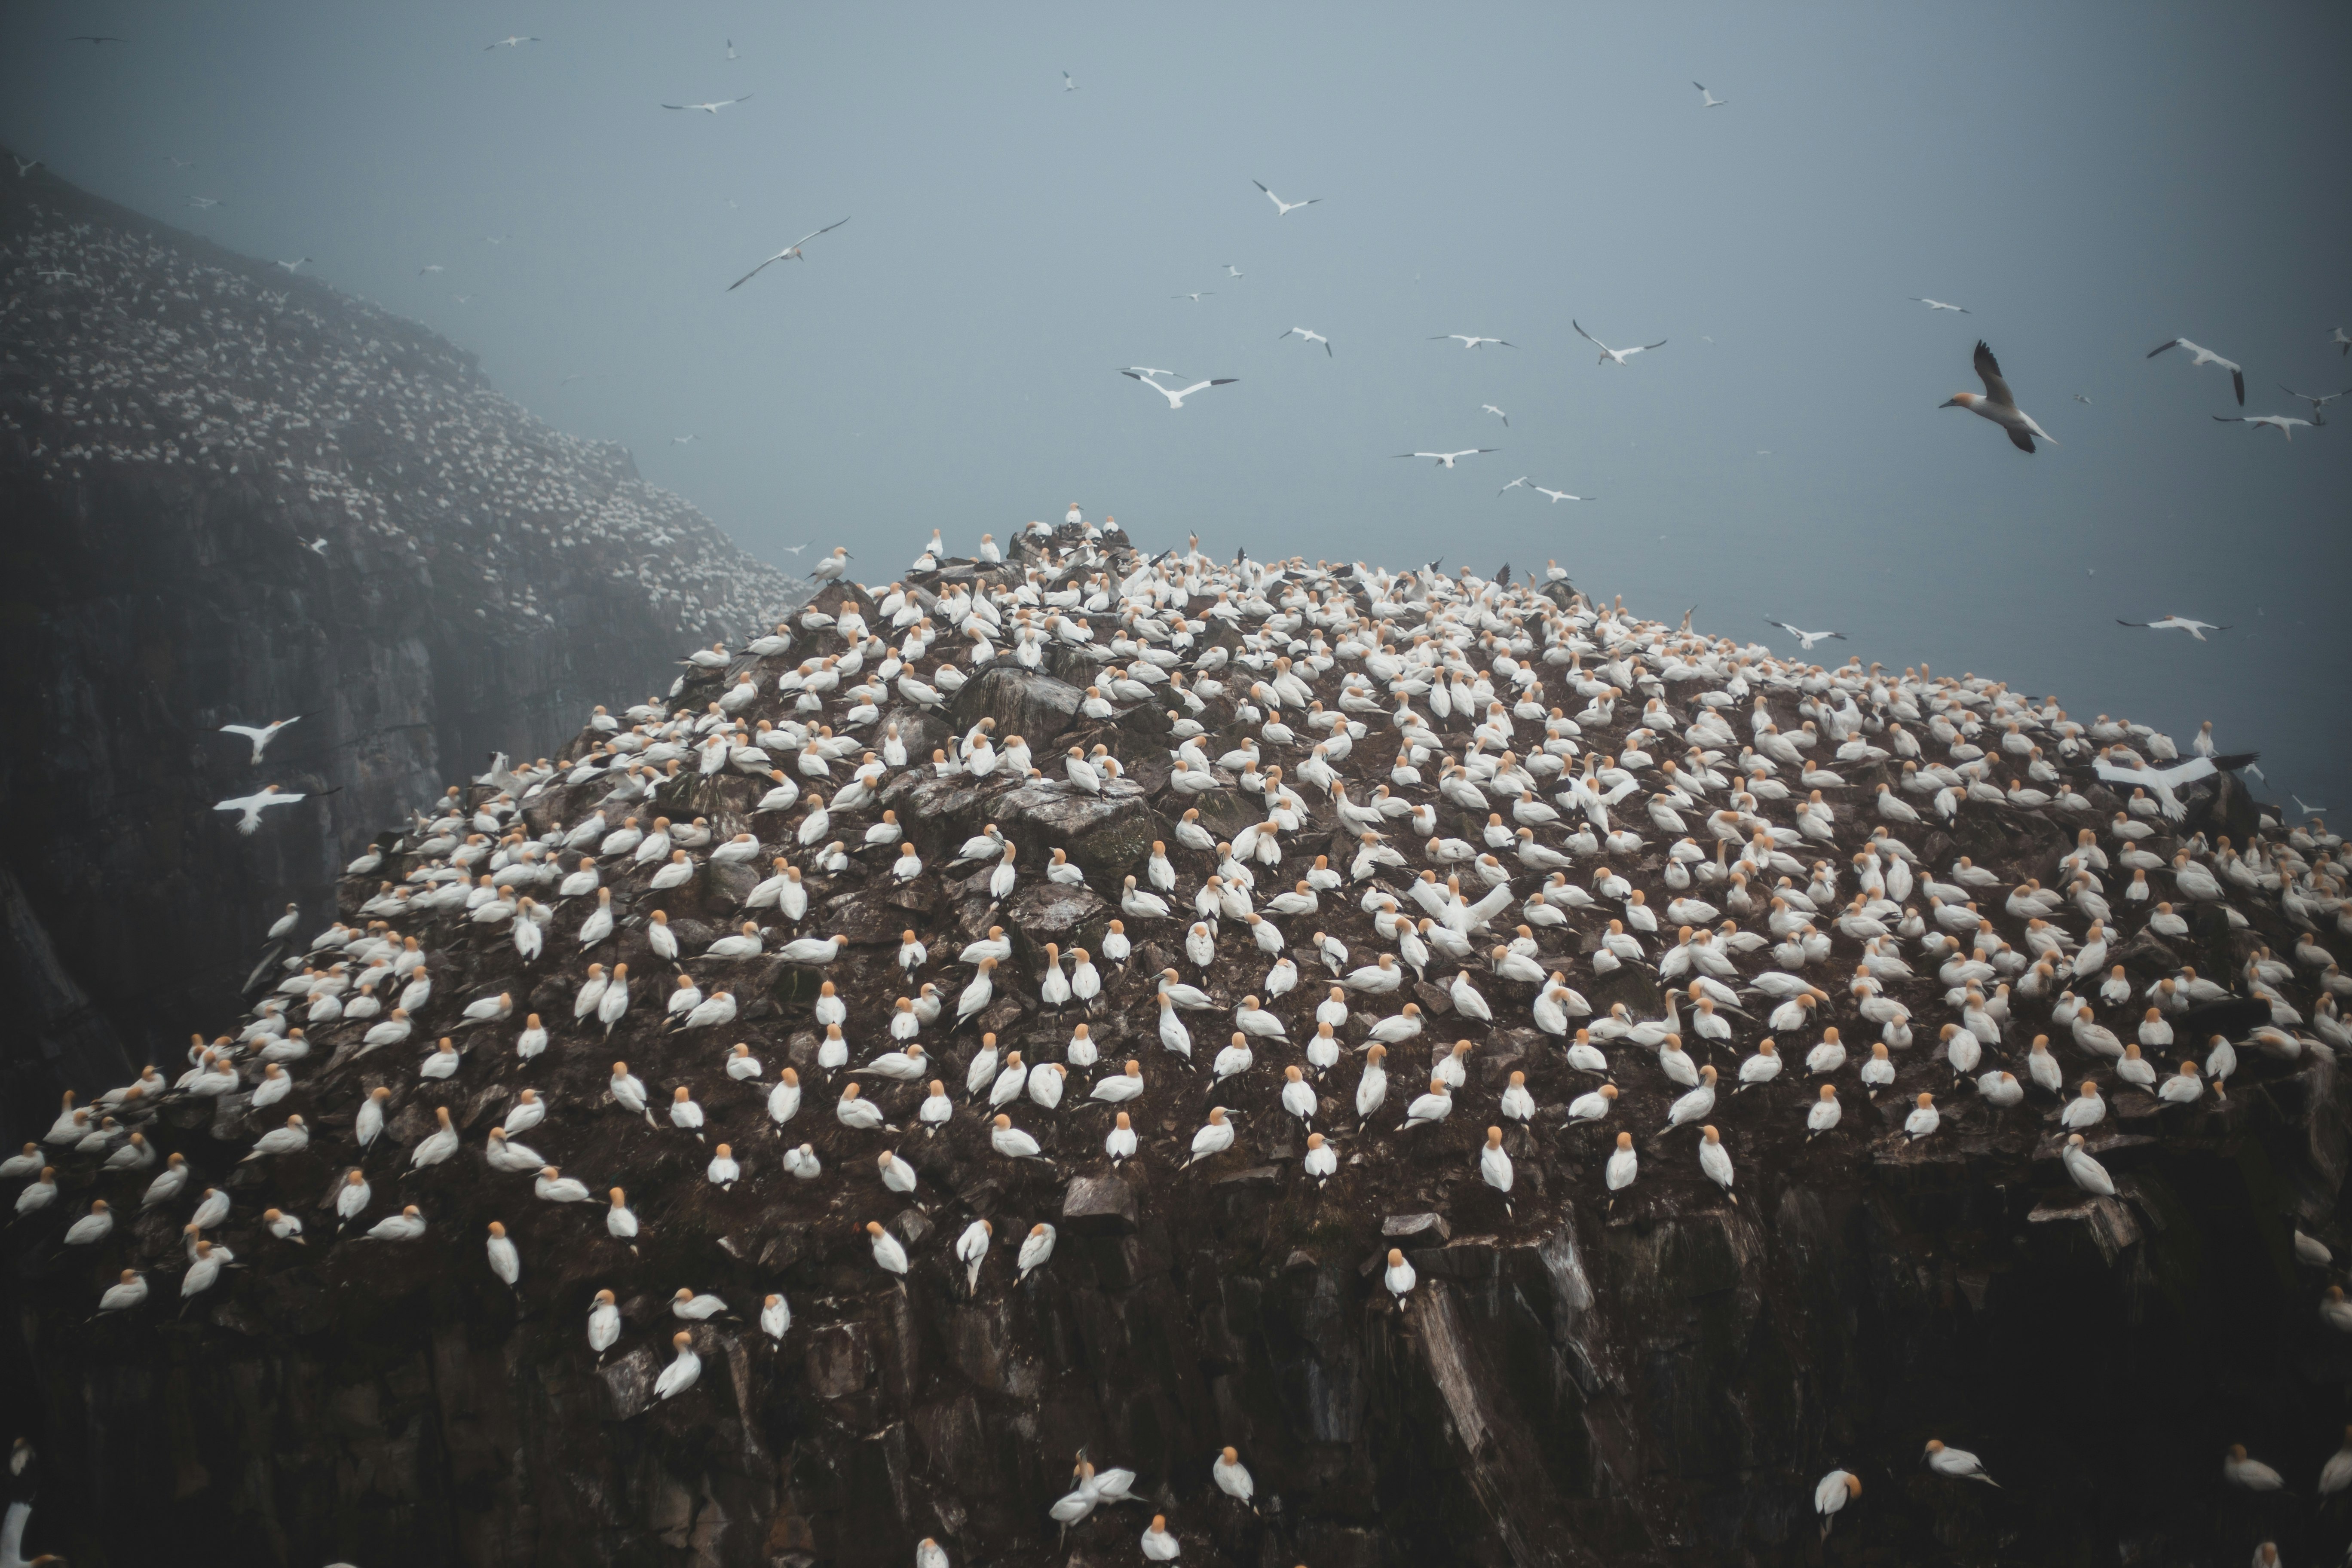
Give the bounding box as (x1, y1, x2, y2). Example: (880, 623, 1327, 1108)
(5, 528, 2349, 1568)
(0, 152, 804, 1100)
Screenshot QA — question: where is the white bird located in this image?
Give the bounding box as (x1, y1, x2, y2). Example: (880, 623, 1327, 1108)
(1063, 70, 1076, 90)
(1814, 1470, 1862, 1537)
(2114, 614, 2229, 640)
(214, 785, 312, 834)
(2277, 383, 2351, 426)
(664, 95, 753, 113)
(1693, 81, 1729, 107)
(1017, 1222, 1057, 1279)
(866, 1220, 909, 1274)
(1173, 291, 1214, 303)
(218, 715, 303, 762)
(1573, 320, 1666, 366)
(2148, 337, 2246, 404)
(1253, 180, 1321, 216)
(1942, 340, 2056, 453)
(1431, 334, 1515, 350)
(1123, 371, 1238, 409)
(2212, 414, 2313, 441)
(1532, 486, 1592, 503)
(728, 218, 850, 289)
(1395, 449, 1499, 469)
(1924, 1439, 1998, 1485)
(1765, 620, 1847, 651)
(1279, 326, 1332, 356)
(1911, 297, 1969, 312)
(1384, 1246, 1416, 1300)
(655, 1331, 702, 1400)
(485, 34, 540, 49)
(1481, 404, 1510, 428)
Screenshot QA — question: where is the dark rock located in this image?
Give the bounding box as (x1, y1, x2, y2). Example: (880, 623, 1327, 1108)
(1061, 1174, 1141, 1235)
(942, 665, 1084, 750)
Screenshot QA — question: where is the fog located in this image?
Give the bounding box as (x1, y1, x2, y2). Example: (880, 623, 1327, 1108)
(6, 0, 2347, 798)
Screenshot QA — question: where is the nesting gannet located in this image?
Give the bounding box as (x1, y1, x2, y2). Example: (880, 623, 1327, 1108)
(2114, 615, 2230, 641)
(727, 219, 850, 289)
(1279, 326, 1332, 356)
(1123, 371, 1239, 409)
(2147, 337, 2246, 404)
(655, 1331, 702, 1400)
(1573, 321, 1666, 366)
(1923, 1439, 1998, 1485)
(1942, 340, 2056, 453)
(2222, 1445, 2285, 1491)
(2211, 414, 2313, 441)
(1253, 180, 1321, 216)
(1814, 1470, 1860, 1537)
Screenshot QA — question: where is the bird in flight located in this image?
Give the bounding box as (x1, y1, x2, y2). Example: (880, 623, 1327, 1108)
(418, 264, 444, 276)
(1395, 449, 1498, 469)
(219, 716, 309, 764)
(1911, 297, 1969, 313)
(1277, 328, 1331, 357)
(1063, 71, 1077, 91)
(1121, 366, 1179, 377)
(727, 39, 741, 60)
(2115, 614, 2228, 641)
(12, 156, 40, 179)
(1480, 404, 1510, 428)
(1122, 371, 1237, 410)
(2211, 413, 2312, 441)
(728, 219, 850, 289)
(1498, 476, 1530, 495)
(2277, 384, 2350, 427)
(671, 435, 698, 445)
(2073, 393, 2093, 404)
(1253, 181, 1320, 216)
(163, 155, 195, 169)
(215, 786, 320, 835)
(1223, 264, 1243, 278)
(2329, 327, 2351, 358)
(2147, 337, 2245, 405)
(2294, 795, 2328, 818)
(484, 35, 539, 49)
(1941, 340, 2055, 453)
(1173, 291, 1214, 303)
(1573, 321, 1665, 366)
(305, 537, 329, 556)
(186, 196, 221, 209)
(1432, 334, 1514, 350)
(1693, 82, 1728, 107)
(1532, 487, 1592, 503)
(450, 294, 474, 305)
(665, 95, 753, 113)
(67, 34, 128, 45)
(275, 256, 312, 274)
(1766, 620, 1846, 650)
(781, 542, 812, 558)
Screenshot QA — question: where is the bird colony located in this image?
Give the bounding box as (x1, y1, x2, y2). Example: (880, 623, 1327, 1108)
(12, 519, 2352, 1563)
(0, 194, 799, 638)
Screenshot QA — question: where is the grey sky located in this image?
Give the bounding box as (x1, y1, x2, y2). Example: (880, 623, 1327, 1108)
(6, 1, 2348, 800)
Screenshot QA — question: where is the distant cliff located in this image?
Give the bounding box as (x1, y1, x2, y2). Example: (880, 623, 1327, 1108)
(0, 151, 804, 1102)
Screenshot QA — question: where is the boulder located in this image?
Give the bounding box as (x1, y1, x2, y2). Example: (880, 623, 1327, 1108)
(1060, 1174, 1141, 1235)
(943, 665, 1085, 749)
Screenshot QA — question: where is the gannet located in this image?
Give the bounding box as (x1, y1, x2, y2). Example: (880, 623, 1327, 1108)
(2212, 414, 2313, 441)
(485, 34, 540, 49)
(1532, 486, 1591, 502)
(1766, 620, 1846, 651)
(2277, 383, 2349, 426)
(214, 784, 314, 834)
(1693, 81, 1728, 107)
(1279, 326, 1332, 356)
(2115, 614, 2229, 641)
(1384, 1247, 1416, 1300)
(2147, 337, 2246, 404)
(1574, 320, 1666, 366)
(1394, 448, 1498, 469)
(219, 714, 306, 763)
(866, 1219, 909, 1274)
(663, 95, 754, 113)
(1123, 371, 1239, 409)
(1430, 335, 1515, 350)
(1814, 1470, 1860, 1537)
(1942, 340, 2056, 453)
(1911, 297, 1969, 312)
(2223, 1445, 2285, 1490)
(1253, 180, 1321, 215)
(1923, 1439, 1997, 1485)
(727, 218, 850, 289)
(655, 1331, 702, 1400)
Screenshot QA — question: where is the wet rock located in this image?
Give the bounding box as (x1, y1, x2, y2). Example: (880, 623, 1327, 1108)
(1060, 1174, 1141, 1235)
(943, 666, 1084, 749)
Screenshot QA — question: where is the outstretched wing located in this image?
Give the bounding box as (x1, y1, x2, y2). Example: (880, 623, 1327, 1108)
(1638, 339, 1667, 351)
(1973, 341, 2015, 408)
(2230, 367, 2245, 405)
(727, 254, 784, 290)
(2145, 338, 2184, 359)
(790, 217, 849, 250)
(1571, 320, 1601, 347)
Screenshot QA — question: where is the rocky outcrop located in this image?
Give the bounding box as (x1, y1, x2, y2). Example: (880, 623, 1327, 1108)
(6, 534, 2349, 1567)
(0, 154, 803, 1097)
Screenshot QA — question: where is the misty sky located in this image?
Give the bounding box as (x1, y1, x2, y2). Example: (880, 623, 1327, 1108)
(6, 2, 2349, 801)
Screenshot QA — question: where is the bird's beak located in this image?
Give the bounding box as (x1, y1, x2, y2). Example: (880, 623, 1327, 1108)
(1938, 396, 1963, 408)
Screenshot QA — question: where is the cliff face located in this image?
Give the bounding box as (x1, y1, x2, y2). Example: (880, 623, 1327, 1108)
(0, 155, 802, 1096)
(6, 530, 2348, 1568)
